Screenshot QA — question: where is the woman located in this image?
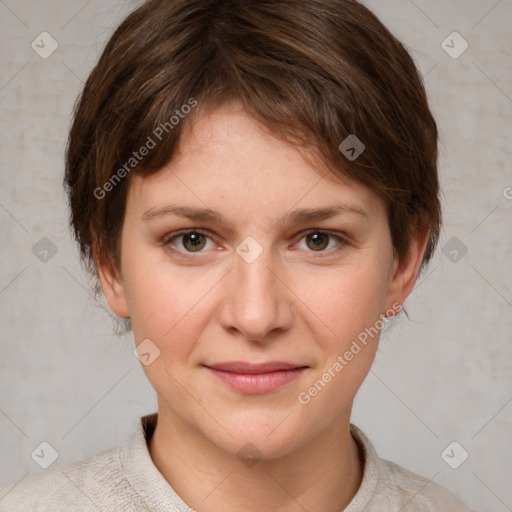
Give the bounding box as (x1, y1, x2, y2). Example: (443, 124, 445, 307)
(0, 0, 475, 510)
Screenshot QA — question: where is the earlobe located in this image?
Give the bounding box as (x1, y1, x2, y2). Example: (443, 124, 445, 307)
(96, 259, 131, 318)
(385, 229, 430, 311)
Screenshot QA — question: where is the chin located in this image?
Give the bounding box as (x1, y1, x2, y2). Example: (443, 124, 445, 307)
(204, 409, 319, 461)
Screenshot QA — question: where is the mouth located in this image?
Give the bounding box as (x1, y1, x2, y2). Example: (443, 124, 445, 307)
(203, 361, 309, 394)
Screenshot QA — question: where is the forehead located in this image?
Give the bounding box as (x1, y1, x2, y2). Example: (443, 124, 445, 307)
(126, 106, 385, 225)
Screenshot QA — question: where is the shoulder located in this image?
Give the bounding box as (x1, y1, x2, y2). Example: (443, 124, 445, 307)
(348, 424, 476, 512)
(0, 442, 141, 512)
(379, 458, 475, 511)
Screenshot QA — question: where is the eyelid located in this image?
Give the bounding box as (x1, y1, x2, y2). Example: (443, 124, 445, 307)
(163, 228, 212, 243)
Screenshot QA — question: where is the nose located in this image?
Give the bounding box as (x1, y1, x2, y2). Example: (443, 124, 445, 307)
(217, 243, 294, 343)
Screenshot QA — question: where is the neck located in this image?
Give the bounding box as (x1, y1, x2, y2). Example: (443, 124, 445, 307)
(148, 406, 364, 512)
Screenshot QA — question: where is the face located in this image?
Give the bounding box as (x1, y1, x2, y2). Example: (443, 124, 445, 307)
(99, 103, 426, 459)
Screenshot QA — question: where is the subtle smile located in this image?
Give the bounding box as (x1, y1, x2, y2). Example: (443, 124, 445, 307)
(203, 361, 309, 394)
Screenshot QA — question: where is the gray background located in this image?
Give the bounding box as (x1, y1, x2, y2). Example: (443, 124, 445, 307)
(0, 1, 511, 510)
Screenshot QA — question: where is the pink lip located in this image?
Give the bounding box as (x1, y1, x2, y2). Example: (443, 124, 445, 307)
(204, 361, 308, 394)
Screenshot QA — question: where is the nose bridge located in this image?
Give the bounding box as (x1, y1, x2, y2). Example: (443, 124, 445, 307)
(220, 237, 291, 340)
(237, 240, 276, 297)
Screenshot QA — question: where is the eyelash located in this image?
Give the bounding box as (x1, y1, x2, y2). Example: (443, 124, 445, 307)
(162, 228, 349, 260)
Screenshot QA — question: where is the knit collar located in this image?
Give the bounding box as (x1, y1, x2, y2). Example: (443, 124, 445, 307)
(122, 412, 382, 511)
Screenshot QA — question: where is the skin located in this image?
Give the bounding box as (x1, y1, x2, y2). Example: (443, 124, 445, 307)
(98, 103, 429, 512)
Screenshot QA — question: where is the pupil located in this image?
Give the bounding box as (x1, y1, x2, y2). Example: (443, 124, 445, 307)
(184, 233, 205, 251)
(189, 234, 200, 245)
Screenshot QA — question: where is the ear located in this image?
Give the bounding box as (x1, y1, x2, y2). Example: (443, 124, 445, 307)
(96, 256, 130, 319)
(384, 228, 430, 312)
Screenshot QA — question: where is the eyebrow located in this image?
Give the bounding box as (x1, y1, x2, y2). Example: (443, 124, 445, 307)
(141, 203, 369, 226)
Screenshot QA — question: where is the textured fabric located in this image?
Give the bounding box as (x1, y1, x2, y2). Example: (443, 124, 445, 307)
(0, 413, 475, 511)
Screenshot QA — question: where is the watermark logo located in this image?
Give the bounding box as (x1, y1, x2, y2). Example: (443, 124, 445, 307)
(32, 237, 58, 263)
(441, 31, 469, 60)
(31, 441, 59, 469)
(441, 441, 469, 469)
(236, 236, 264, 264)
(237, 442, 262, 468)
(442, 236, 468, 263)
(31, 32, 58, 59)
(134, 338, 161, 366)
(338, 134, 366, 161)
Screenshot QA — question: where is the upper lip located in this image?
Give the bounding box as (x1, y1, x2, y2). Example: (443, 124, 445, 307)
(205, 361, 308, 374)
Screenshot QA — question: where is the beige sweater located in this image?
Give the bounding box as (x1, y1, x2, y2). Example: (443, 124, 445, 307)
(0, 413, 475, 511)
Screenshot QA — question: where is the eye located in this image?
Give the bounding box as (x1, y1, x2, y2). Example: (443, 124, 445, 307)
(295, 230, 347, 254)
(164, 229, 217, 254)
(163, 228, 348, 258)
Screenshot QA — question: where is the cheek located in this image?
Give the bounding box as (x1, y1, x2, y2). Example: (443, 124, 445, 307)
(291, 266, 386, 417)
(126, 265, 214, 396)
(123, 251, 222, 355)
(291, 262, 390, 345)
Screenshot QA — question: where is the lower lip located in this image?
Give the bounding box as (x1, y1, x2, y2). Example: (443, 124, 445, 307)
(206, 367, 307, 394)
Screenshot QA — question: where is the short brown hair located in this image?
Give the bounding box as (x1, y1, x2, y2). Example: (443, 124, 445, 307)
(65, 0, 440, 284)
